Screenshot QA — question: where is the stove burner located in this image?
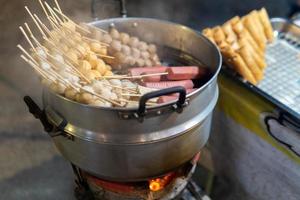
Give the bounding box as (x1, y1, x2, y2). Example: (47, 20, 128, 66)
(72, 153, 210, 200)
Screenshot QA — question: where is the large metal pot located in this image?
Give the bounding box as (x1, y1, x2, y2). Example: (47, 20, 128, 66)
(42, 18, 221, 181)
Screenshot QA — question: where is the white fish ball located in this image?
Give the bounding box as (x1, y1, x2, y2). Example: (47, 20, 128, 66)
(111, 40, 122, 52)
(64, 88, 77, 100)
(110, 28, 120, 39)
(148, 44, 157, 54)
(109, 79, 122, 86)
(119, 32, 130, 44)
(36, 47, 47, 59)
(78, 92, 94, 104)
(121, 45, 131, 56)
(131, 48, 140, 59)
(138, 41, 148, 51)
(140, 51, 150, 59)
(110, 92, 118, 100)
(122, 80, 136, 88)
(81, 85, 94, 93)
(151, 54, 159, 62)
(93, 30, 103, 40)
(102, 34, 113, 44)
(136, 58, 145, 67)
(40, 62, 51, 70)
(90, 42, 103, 53)
(57, 83, 66, 94)
(124, 56, 135, 66)
(91, 81, 104, 93)
(144, 59, 152, 67)
(41, 79, 52, 87)
(101, 88, 112, 97)
(78, 60, 92, 72)
(103, 101, 112, 107)
(90, 99, 106, 107)
(128, 37, 139, 48)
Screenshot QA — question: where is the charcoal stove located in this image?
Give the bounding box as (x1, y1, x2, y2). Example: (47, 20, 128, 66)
(71, 153, 210, 200)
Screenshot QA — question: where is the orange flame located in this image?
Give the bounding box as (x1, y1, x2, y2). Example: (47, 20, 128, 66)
(148, 173, 175, 192)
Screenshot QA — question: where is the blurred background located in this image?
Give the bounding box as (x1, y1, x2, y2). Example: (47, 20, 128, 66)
(0, 0, 297, 199)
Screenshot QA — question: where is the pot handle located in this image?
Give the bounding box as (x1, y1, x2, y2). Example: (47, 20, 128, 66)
(119, 0, 127, 18)
(24, 96, 68, 137)
(23, 96, 53, 133)
(137, 86, 187, 117)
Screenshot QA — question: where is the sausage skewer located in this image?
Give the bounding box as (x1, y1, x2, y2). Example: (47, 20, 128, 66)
(102, 72, 169, 79)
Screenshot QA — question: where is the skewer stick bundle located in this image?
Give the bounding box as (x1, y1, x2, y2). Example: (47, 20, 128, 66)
(52, 7, 91, 34)
(20, 55, 48, 80)
(17, 44, 38, 65)
(19, 2, 157, 108)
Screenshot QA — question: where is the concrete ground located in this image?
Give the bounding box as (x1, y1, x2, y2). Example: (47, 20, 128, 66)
(0, 0, 293, 199)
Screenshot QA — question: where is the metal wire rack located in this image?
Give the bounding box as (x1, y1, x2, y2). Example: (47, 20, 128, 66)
(257, 32, 300, 115)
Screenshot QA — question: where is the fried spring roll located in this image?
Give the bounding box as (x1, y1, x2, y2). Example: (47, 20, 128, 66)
(242, 16, 266, 50)
(238, 38, 266, 70)
(249, 10, 267, 43)
(202, 28, 216, 43)
(221, 45, 257, 84)
(237, 45, 263, 81)
(202, 28, 213, 36)
(258, 8, 274, 42)
(213, 26, 226, 44)
(232, 21, 264, 57)
(228, 16, 240, 25)
(222, 22, 238, 44)
(231, 54, 257, 84)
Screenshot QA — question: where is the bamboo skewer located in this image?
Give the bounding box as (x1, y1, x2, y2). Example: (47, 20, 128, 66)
(17, 44, 38, 65)
(44, 2, 63, 24)
(103, 72, 169, 79)
(37, 0, 55, 29)
(83, 23, 108, 34)
(82, 36, 109, 46)
(121, 93, 142, 97)
(24, 6, 47, 38)
(94, 53, 114, 59)
(102, 83, 137, 93)
(48, 16, 60, 28)
(34, 14, 52, 37)
(24, 23, 45, 49)
(120, 98, 157, 106)
(52, 8, 91, 34)
(43, 2, 58, 24)
(80, 87, 123, 107)
(54, 0, 63, 15)
(38, 0, 51, 20)
(20, 55, 48, 80)
(42, 36, 64, 54)
(19, 26, 37, 53)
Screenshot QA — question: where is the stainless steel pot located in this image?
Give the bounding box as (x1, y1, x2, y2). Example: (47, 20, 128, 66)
(41, 17, 221, 181)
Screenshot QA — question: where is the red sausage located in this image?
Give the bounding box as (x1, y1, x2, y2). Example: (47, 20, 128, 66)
(141, 72, 162, 82)
(142, 80, 194, 89)
(166, 66, 207, 80)
(158, 88, 197, 103)
(129, 66, 167, 76)
(158, 96, 178, 104)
